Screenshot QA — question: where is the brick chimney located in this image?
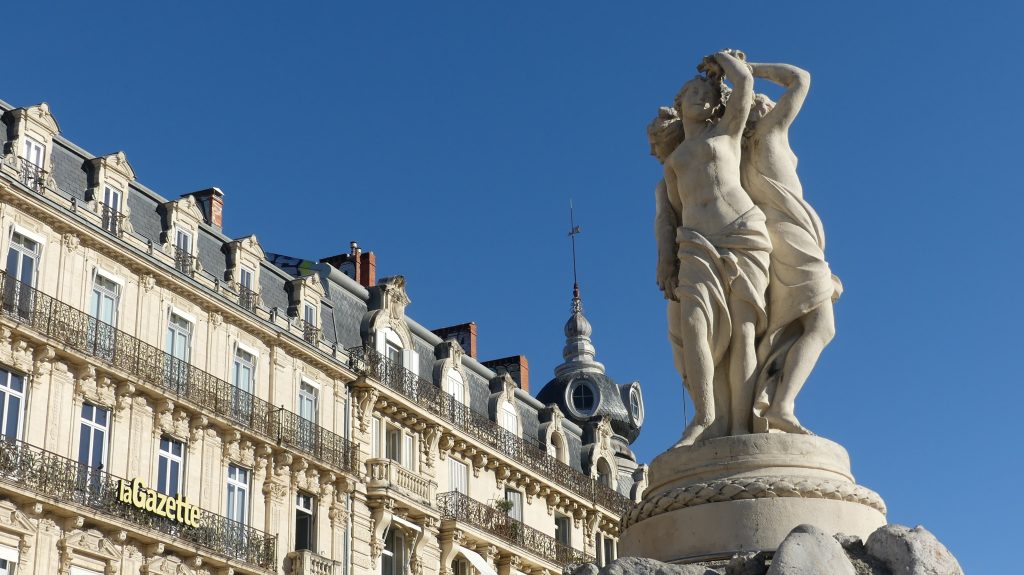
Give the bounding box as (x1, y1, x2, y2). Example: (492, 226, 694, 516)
(183, 187, 224, 230)
(321, 241, 376, 287)
(432, 322, 477, 359)
(482, 355, 529, 392)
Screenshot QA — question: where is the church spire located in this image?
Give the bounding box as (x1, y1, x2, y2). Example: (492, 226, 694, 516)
(555, 203, 605, 377)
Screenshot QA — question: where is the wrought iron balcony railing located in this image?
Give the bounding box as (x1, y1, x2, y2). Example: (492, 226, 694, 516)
(100, 203, 124, 237)
(238, 284, 260, 313)
(300, 319, 320, 345)
(348, 347, 632, 516)
(174, 246, 194, 276)
(0, 436, 275, 568)
(0, 273, 360, 477)
(437, 491, 593, 568)
(17, 158, 43, 191)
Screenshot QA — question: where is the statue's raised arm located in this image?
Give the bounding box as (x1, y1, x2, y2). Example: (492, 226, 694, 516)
(749, 62, 810, 133)
(707, 51, 755, 138)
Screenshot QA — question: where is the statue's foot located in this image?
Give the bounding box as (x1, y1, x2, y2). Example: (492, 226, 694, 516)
(764, 409, 814, 435)
(672, 421, 709, 448)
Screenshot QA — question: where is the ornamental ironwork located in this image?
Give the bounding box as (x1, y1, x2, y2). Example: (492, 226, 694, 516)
(349, 347, 632, 516)
(437, 491, 593, 567)
(0, 273, 360, 477)
(0, 437, 276, 567)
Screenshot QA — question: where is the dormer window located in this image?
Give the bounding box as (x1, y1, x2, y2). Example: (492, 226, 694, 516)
(173, 228, 193, 276)
(385, 341, 401, 366)
(500, 402, 519, 436)
(21, 137, 43, 169)
(9, 104, 59, 191)
(101, 185, 123, 236)
(446, 371, 466, 406)
(238, 265, 257, 311)
(302, 303, 319, 344)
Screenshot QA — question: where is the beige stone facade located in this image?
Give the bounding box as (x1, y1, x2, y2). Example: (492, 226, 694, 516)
(0, 101, 636, 575)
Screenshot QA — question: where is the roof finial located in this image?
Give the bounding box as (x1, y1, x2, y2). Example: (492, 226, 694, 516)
(569, 200, 582, 312)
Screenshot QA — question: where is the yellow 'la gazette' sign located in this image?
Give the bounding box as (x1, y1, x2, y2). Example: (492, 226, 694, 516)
(118, 478, 201, 527)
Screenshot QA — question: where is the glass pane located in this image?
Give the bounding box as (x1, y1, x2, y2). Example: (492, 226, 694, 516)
(8, 374, 22, 393)
(4, 396, 19, 438)
(78, 425, 90, 465)
(158, 458, 168, 493)
(169, 461, 180, 496)
(96, 407, 108, 427)
(4, 249, 18, 278)
(19, 256, 34, 285)
(91, 429, 104, 467)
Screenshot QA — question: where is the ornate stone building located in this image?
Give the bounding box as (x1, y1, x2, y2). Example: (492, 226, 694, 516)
(0, 99, 645, 575)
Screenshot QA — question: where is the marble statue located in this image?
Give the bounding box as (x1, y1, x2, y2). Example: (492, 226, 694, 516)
(653, 50, 772, 447)
(741, 61, 841, 435)
(651, 50, 837, 445)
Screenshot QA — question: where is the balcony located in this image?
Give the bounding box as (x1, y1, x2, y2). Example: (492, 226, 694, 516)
(17, 158, 43, 191)
(100, 204, 124, 237)
(366, 458, 436, 505)
(287, 549, 342, 575)
(0, 436, 275, 568)
(348, 347, 632, 516)
(0, 273, 360, 477)
(238, 284, 260, 313)
(174, 246, 194, 276)
(437, 491, 593, 568)
(299, 319, 320, 345)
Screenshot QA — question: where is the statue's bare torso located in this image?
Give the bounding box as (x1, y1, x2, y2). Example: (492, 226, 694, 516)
(664, 131, 757, 236)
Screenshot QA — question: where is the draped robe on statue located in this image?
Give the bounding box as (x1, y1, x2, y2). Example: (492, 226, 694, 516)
(743, 169, 841, 427)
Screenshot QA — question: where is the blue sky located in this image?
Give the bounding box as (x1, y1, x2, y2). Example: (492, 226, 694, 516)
(6, 1, 1021, 571)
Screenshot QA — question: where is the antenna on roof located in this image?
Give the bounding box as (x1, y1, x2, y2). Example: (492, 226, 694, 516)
(569, 200, 582, 303)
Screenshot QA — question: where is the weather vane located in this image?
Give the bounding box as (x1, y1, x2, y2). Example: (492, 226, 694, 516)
(569, 200, 582, 302)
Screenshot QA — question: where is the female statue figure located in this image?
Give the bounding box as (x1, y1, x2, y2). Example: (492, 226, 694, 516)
(740, 62, 841, 434)
(657, 51, 771, 446)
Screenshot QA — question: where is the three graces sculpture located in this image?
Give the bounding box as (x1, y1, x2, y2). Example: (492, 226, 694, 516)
(650, 50, 841, 446)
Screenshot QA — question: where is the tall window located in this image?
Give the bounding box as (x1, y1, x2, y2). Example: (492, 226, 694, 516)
(230, 347, 256, 422)
(238, 265, 257, 311)
(297, 381, 318, 450)
(101, 185, 122, 235)
(0, 369, 25, 440)
(385, 427, 402, 465)
(451, 559, 469, 575)
(500, 403, 518, 436)
(174, 229, 193, 275)
(157, 437, 185, 497)
(448, 459, 468, 495)
(0, 557, 14, 575)
(295, 492, 315, 551)
(4, 232, 40, 319)
(226, 464, 250, 524)
(165, 313, 192, 394)
(596, 459, 612, 488)
(555, 514, 571, 547)
(18, 137, 44, 188)
(302, 303, 318, 344)
(504, 489, 523, 523)
(78, 403, 109, 491)
(603, 537, 616, 565)
(381, 528, 406, 575)
(89, 273, 120, 360)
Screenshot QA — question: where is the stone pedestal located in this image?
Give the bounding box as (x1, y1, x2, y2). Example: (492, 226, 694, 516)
(619, 434, 886, 563)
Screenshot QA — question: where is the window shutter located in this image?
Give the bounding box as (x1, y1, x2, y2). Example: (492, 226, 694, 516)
(375, 330, 387, 356)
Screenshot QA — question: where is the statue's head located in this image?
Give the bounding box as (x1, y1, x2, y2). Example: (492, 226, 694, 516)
(743, 93, 776, 139)
(647, 107, 684, 163)
(674, 75, 728, 123)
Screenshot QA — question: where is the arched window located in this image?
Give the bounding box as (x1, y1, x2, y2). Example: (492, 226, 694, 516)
(596, 458, 613, 488)
(500, 402, 519, 436)
(446, 371, 466, 406)
(629, 388, 643, 423)
(548, 432, 567, 463)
